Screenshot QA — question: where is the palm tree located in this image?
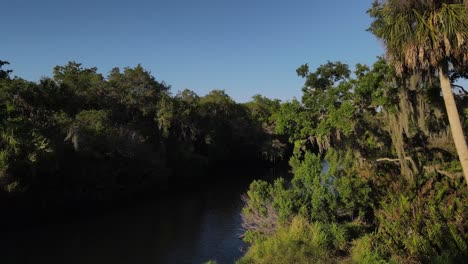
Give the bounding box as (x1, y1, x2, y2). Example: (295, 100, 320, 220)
(369, 0, 468, 184)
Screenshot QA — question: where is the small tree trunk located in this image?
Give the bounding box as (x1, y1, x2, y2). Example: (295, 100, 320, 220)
(439, 61, 468, 185)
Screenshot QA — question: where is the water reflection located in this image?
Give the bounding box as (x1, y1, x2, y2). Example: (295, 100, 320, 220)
(0, 167, 288, 264)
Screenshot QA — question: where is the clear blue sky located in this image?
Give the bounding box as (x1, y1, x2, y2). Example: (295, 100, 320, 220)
(3, 0, 384, 102)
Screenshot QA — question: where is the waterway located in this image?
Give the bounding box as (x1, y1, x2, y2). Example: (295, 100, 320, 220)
(0, 167, 288, 264)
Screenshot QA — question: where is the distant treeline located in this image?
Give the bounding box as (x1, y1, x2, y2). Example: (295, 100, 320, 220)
(0, 60, 289, 204)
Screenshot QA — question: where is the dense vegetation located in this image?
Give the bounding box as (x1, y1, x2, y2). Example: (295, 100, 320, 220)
(237, 1, 468, 263)
(1, 1, 468, 263)
(0, 60, 287, 205)
(237, 57, 467, 264)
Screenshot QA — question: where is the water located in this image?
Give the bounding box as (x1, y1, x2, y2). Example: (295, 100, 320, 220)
(0, 167, 287, 264)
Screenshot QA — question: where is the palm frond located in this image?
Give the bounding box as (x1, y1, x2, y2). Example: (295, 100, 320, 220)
(370, 0, 468, 75)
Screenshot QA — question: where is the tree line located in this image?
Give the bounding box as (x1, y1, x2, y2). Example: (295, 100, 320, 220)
(0, 60, 288, 205)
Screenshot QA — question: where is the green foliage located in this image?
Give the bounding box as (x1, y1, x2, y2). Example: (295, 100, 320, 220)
(353, 57, 396, 110)
(0, 74, 55, 192)
(368, 0, 468, 74)
(240, 55, 468, 263)
(156, 94, 174, 138)
(237, 217, 347, 264)
(270, 178, 297, 223)
(374, 172, 468, 263)
(241, 179, 295, 243)
(107, 64, 169, 116)
(349, 235, 389, 264)
(0, 60, 12, 80)
(275, 59, 397, 157)
(245, 94, 281, 125)
(325, 149, 374, 220)
(244, 180, 271, 217)
(2, 24, 468, 264)
(290, 152, 337, 222)
(274, 99, 311, 144)
(69, 109, 114, 153)
(0, 60, 288, 201)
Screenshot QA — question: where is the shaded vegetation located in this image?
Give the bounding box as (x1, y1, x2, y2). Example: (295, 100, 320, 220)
(0, 61, 288, 206)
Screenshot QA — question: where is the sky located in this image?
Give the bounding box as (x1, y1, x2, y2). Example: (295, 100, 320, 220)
(2, 0, 385, 102)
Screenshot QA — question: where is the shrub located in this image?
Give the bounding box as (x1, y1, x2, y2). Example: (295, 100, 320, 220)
(237, 216, 347, 264)
(349, 235, 389, 264)
(374, 172, 468, 263)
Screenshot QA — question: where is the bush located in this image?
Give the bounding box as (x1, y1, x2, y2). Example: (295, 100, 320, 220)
(374, 172, 468, 263)
(349, 235, 389, 264)
(237, 216, 347, 264)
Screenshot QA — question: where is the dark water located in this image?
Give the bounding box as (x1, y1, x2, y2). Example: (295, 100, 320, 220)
(0, 167, 287, 264)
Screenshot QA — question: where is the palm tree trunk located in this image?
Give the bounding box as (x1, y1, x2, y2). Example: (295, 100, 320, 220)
(439, 61, 468, 185)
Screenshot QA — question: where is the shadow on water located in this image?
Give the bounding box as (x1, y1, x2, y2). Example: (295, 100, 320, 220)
(0, 166, 289, 264)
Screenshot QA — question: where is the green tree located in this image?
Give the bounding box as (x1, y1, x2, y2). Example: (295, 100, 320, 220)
(107, 65, 170, 118)
(369, 0, 468, 184)
(0, 76, 53, 192)
(245, 94, 281, 125)
(0, 60, 12, 80)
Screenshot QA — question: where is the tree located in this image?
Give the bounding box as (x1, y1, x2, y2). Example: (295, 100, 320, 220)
(369, 0, 468, 184)
(107, 65, 170, 117)
(0, 75, 54, 193)
(0, 61, 12, 80)
(245, 94, 281, 125)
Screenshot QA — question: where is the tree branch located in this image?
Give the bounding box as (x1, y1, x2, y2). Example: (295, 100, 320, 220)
(452, 84, 468, 95)
(376, 157, 413, 162)
(423, 165, 463, 180)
